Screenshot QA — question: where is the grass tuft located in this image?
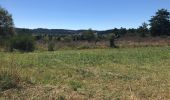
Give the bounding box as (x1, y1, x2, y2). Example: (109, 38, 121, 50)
(0, 67, 21, 91)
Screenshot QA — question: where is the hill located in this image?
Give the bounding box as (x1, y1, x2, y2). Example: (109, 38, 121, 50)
(15, 28, 115, 35)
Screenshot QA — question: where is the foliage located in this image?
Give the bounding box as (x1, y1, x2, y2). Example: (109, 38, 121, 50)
(69, 80, 83, 91)
(43, 35, 49, 43)
(9, 35, 35, 52)
(108, 33, 119, 48)
(0, 6, 15, 37)
(149, 9, 170, 36)
(62, 36, 73, 42)
(48, 41, 55, 51)
(137, 22, 149, 37)
(81, 28, 96, 41)
(117, 27, 127, 36)
(48, 35, 53, 41)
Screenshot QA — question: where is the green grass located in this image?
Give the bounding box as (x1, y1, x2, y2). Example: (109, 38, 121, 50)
(0, 46, 170, 99)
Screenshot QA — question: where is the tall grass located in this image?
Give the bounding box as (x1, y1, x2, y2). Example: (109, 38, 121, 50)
(0, 54, 21, 91)
(0, 53, 32, 92)
(0, 46, 170, 99)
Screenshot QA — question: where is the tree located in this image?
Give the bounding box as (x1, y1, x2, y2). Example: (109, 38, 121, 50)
(137, 22, 149, 37)
(0, 6, 15, 37)
(149, 9, 170, 36)
(81, 28, 95, 41)
(118, 27, 127, 36)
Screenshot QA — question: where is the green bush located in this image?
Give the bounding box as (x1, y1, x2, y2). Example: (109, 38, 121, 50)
(9, 35, 35, 52)
(81, 29, 96, 41)
(63, 36, 73, 42)
(108, 33, 118, 48)
(48, 41, 55, 51)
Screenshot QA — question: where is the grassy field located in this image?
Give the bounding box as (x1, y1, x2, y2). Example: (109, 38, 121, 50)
(0, 46, 170, 99)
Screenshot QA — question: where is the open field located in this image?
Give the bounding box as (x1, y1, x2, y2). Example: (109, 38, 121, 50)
(0, 46, 170, 99)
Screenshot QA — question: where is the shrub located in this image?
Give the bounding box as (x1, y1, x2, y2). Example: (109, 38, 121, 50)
(48, 41, 55, 51)
(9, 35, 35, 52)
(81, 29, 96, 41)
(108, 33, 118, 48)
(0, 36, 6, 47)
(109, 39, 116, 48)
(61, 36, 72, 42)
(0, 36, 12, 51)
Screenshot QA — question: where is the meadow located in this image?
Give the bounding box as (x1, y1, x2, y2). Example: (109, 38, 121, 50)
(0, 46, 170, 99)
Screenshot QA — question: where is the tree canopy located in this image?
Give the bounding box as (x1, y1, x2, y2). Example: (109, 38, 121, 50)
(137, 22, 148, 37)
(149, 9, 170, 36)
(0, 6, 15, 37)
(81, 29, 96, 41)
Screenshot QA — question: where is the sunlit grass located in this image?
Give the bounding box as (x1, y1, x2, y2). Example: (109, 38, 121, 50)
(0, 46, 170, 99)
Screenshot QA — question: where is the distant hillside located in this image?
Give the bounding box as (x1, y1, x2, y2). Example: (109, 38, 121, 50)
(15, 28, 114, 35)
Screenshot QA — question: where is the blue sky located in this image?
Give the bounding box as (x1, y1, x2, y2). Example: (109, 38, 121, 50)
(1, 0, 170, 30)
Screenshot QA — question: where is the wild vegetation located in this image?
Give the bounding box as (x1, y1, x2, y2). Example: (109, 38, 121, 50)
(1, 7, 170, 52)
(0, 5, 170, 100)
(0, 47, 170, 99)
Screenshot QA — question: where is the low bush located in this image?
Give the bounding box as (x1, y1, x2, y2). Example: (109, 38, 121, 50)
(48, 41, 55, 51)
(9, 35, 35, 52)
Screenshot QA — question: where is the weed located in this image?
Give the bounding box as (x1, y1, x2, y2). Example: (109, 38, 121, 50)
(0, 67, 20, 91)
(69, 80, 83, 91)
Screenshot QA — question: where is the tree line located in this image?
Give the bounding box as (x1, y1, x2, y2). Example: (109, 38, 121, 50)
(0, 6, 170, 52)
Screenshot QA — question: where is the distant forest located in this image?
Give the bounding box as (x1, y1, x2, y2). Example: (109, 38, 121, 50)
(16, 27, 138, 36)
